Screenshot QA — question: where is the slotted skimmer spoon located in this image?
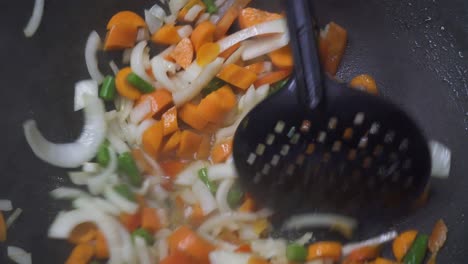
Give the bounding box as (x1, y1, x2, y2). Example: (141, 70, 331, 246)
(233, 0, 432, 219)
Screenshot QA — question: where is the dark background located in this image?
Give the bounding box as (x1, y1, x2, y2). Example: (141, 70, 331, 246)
(0, 0, 466, 263)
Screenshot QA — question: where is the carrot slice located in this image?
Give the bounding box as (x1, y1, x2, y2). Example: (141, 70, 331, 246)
(196, 135, 212, 160)
(318, 22, 348, 75)
(119, 211, 141, 232)
(162, 106, 179, 136)
(178, 0, 206, 21)
(344, 246, 381, 262)
(350, 74, 378, 95)
(217, 64, 257, 90)
(162, 131, 182, 154)
(142, 122, 164, 157)
(160, 160, 187, 178)
(245, 61, 268, 74)
(373, 258, 397, 264)
(236, 244, 252, 253)
(141, 207, 162, 233)
(248, 257, 270, 264)
(268, 45, 293, 69)
(191, 21, 217, 51)
(219, 42, 241, 59)
(168, 226, 215, 264)
(189, 203, 206, 226)
(179, 103, 208, 130)
(68, 223, 97, 244)
(214, 0, 252, 40)
(107, 11, 146, 30)
(95, 231, 109, 259)
(160, 252, 194, 264)
(0, 212, 6, 242)
(392, 230, 418, 261)
(170, 38, 194, 69)
(152, 24, 182, 45)
(116, 67, 142, 100)
(197, 85, 236, 123)
(177, 130, 203, 159)
(137, 89, 173, 120)
(104, 24, 138, 50)
(238, 7, 283, 29)
(65, 244, 95, 264)
(307, 242, 342, 261)
(254, 69, 292, 87)
(196, 42, 221, 66)
(238, 194, 255, 213)
(211, 138, 233, 163)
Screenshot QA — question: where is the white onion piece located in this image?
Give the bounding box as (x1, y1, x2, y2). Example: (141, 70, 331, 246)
(145, 10, 164, 34)
(169, 0, 189, 15)
(251, 238, 287, 261)
(0, 200, 13, 211)
(23, 0, 44, 38)
(217, 19, 287, 52)
(107, 131, 130, 154)
(130, 98, 152, 124)
(223, 44, 245, 66)
(173, 58, 224, 106)
(430, 140, 451, 178)
(216, 0, 234, 18)
(238, 225, 258, 240)
(196, 13, 210, 25)
(164, 14, 177, 24)
(216, 179, 234, 213)
(108, 61, 119, 76)
(122, 48, 133, 64)
(50, 187, 87, 200)
(199, 210, 272, 234)
(74, 80, 99, 111)
(87, 147, 118, 195)
(192, 179, 217, 215)
(182, 62, 203, 81)
(282, 213, 357, 237)
(155, 229, 172, 261)
(180, 188, 198, 205)
(294, 232, 313, 246)
(208, 163, 237, 181)
(177, 25, 193, 39)
(135, 237, 152, 264)
(24, 96, 106, 168)
(85, 31, 105, 84)
(175, 161, 207, 186)
(141, 151, 164, 176)
(73, 196, 121, 216)
(185, 5, 204, 22)
(7, 246, 32, 264)
(105, 110, 118, 121)
(82, 162, 100, 173)
(306, 260, 334, 264)
(104, 186, 139, 214)
(150, 184, 169, 202)
(210, 250, 251, 264)
(6, 208, 23, 228)
(151, 56, 180, 92)
(48, 209, 135, 264)
(136, 28, 150, 42)
(215, 0, 227, 7)
(210, 14, 221, 24)
(342, 230, 397, 256)
(131, 41, 152, 83)
(117, 96, 134, 122)
(68, 171, 92, 185)
(242, 33, 289, 61)
(149, 4, 167, 19)
(135, 177, 162, 195)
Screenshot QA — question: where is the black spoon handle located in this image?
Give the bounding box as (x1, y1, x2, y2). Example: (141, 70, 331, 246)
(284, 0, 323, 109)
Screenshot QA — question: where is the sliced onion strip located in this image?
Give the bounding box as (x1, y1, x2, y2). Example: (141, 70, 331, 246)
(23, 0, 44, 37)
(85, 31, 105, 84)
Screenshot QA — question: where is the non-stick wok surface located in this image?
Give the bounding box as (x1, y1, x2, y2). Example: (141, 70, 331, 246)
(0, 0, 467, 263)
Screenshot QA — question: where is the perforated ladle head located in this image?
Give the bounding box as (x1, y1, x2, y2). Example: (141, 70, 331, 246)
(233, 0, 431, 219)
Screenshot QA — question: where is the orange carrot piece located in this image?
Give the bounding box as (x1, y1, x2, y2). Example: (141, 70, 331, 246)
(152, 24, 182, 45)
(119, 211, 141, 232)
(168, 226, 215, 264)
(162, 106, 179, 136)
(307, 242, 342, 261)
(142, 121, 164, 157)
(162, 131, 182, 154)
(170, 38, 194, 69)
(68, 223, 97, 244)
(191, 21, 217, 51)
(177, 130, 203, 159)
(236, 244, 252, 253)
(350, 74, 378, 95)
(217, 64, 257, 90)
(196, 135, 212, 160)
(268, 45, 293, 69)
(245, 61, 268, 74)
(254, 69, 292, 87)
(197, 85, 236, 123)
(373, 258, 397, 264)
(238, 7, 283, 29)
(211, 138, 233, 164)
(95, 231, 109, 259)
(344, 246, 381, 262)
(141, 207, 162, 233)
(428, 219, 448, 254)
(214, 0, 252, 40)
(160, 252, 194, 264)
(160, 160, 187, 178)
(137, 89, 174, 119)
(65, 244, 95, 264)
(248, 257, 270, 264)
(104, 24, 138, 50)
(239, 195, 255, 213)
(189, 203, 206, 226)
(116, 67, 142, 100)
(178, 0, 206, 21)
(392, 230, 418, 261)
(107, 11, 146, 30)
(219, 42, 241, 59)
(196, 42, 221, 66)
(179, 103, 208, 130)
(0, 212, 6, 242)
(318, 22, 348, 75)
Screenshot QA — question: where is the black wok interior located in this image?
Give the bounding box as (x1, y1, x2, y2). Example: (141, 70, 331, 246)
(0, 0, 467, 263)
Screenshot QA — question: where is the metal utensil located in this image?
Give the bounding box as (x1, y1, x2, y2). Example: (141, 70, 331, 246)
(233, 0, 432, 219)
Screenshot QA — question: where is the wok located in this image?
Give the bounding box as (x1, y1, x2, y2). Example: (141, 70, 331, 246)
(0, 0, 467, 263)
